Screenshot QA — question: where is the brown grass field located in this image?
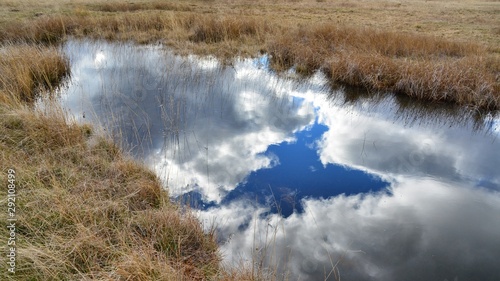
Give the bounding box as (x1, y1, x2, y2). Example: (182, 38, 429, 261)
(0, 0, 499, 280)
(0, 0, 498, 108)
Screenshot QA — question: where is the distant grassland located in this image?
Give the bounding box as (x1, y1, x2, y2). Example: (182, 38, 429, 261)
(0, 0, 498, 109)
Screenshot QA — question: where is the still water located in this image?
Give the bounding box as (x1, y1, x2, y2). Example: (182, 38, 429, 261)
(56, 39, 500, 281)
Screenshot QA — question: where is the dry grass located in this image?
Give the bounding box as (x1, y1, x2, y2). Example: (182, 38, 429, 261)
(0, 102, 228, 280)
(189, 16, 265, 44)
(268, 24, 498, 109)
(324, 52, 499, 108)
(0, 44, 69, 104)
(87, 1, 193, 13)
(0, 0, 498, 108)
(1, 0, 498, 48)
(268, 24, 484, 67)
(0, 12, 269, 57)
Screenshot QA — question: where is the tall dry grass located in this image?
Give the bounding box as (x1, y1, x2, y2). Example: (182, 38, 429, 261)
(189, 16, 265, 44)
(268, 24, 499, 109)
(0, 16, 69, 44)
(0, 103, 225, 280)
(87, 1, 193, 13)
(2, 11, 496, 109)
(0, 44, 69, 104)
(267, 25, 484, 71)
(323, 52, 499, 108)
(0, 12, 267, 46)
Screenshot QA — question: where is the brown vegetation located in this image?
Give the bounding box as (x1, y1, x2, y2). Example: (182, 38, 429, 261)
(0, 44, 69, 104)
(268, 24, 499, 109)
(0, 102, 226, 280)
(0, 0, 498, 109)
(88, 1, 193, 13)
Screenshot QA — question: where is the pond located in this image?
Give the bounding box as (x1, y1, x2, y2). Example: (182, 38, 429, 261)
(55, 39, 500, 281)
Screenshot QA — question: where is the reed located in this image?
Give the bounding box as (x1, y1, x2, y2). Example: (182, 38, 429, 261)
(323, 52, 499, 109)
(0, 44, 69, 104)
(189, 16, 263, 44)
(268, 23, 498, 109)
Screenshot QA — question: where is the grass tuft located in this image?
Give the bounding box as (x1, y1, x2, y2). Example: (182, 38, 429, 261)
(89, 1, 192, 13)
(324, 52, 499, 109)
(0, 44, 69, 104)
(189, 16, 261, 43)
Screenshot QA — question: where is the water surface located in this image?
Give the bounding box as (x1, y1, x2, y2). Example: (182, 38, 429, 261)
(55, 39, 500, 281)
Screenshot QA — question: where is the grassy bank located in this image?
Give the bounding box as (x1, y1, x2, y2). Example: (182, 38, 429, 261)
(269, 25, 498, 108)
(0, 102, 225, 280)
(0, 0, 498, 109)
(0, 44, 69, 104)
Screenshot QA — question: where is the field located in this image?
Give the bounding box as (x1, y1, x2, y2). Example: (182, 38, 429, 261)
(1, 0, 498, 108)
(0, 0, 499, 280)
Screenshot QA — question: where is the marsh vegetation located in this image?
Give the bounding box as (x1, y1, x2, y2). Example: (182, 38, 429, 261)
(0, 0, 498, 108)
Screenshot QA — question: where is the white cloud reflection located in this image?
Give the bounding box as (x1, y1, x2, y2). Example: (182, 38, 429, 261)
(313, 97, 500, 188)
(59, 40, 316, 202)
(201, 177, 500, 281)
(149, 62, 316, 202)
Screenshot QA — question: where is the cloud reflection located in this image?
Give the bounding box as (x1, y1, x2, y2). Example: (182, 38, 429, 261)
(313, 98, 500, 189)
(60, 40, 316, 202)
(201, 178, 500, 281)
(59, 39, 500, 281)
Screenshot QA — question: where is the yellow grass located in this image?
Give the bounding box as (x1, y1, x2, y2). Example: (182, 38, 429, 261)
(0, 103, 227, 280)
(1, 0, 498, 47)
(268, 22, 498, 109)
(0, 44, 69, 104)
(0, 0, 497, 108)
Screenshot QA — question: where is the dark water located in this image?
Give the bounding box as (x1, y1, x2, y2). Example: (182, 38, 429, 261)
(55, 39, 500, 281)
